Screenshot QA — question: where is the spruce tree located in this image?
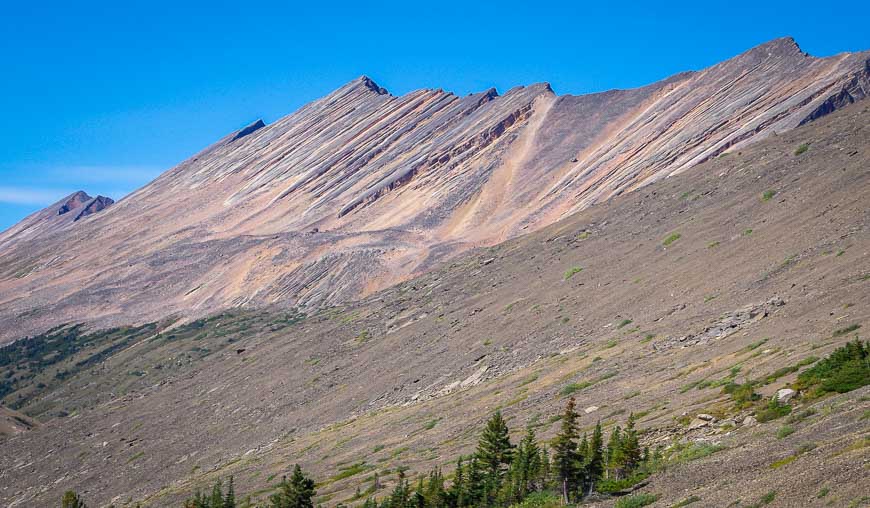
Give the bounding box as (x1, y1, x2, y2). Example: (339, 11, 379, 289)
(270, 464, 316, 508)
(476, 410, 514, 485)
(450, 457, 467, 507)
(388, 469, 411, 508)
(586, 421, 605, 493)
(552, 397, 580, 504)
(210, 478, 224, 508)
(621, 414, 642, 474)
(606, 425, 624, 479)
(507, 426, 542, 502)
(224, 476, 236, 508)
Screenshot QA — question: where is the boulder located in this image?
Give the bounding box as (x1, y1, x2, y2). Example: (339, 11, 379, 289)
(742, 415, 758, 426)
(688, 418, 711, 430)
(697, 413, 717, 422)
(775, 388, 796, 404)
(584, 406, 599, 414)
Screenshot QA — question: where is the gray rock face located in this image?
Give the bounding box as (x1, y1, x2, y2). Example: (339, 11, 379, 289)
(0, 37, 868, 341)
(776, 388, 796, 403)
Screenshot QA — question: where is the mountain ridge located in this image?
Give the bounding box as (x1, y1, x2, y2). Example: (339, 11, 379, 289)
(0, 37, 868, 343)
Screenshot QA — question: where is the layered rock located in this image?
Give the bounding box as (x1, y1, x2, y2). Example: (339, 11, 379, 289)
(0, 37, 867, 342)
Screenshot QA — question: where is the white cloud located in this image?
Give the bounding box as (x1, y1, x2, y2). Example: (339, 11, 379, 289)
(0, 186, 76, 206)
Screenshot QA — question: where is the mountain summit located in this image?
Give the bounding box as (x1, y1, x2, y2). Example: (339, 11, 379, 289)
(0, 37, 868, 341)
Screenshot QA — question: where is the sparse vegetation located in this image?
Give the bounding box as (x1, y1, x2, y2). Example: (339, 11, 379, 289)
(794, 143, 809, 155)
(615, 493, 659, 508)
(670, 496, 701, 508)
(776, 425, 794, 439)
(761, 190, 777, 201)
(755, 398, 792, 423)
(662, 233, 681, 246)
(793, 339, 868, 397)
(563, 266, 583, 280)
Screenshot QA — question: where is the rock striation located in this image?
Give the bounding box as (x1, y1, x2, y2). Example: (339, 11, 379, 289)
(0, 37, 868, 341)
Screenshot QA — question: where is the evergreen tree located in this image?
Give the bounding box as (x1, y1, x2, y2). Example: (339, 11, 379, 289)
(388, 470, 411, 508)
(270, 465, 316, 508)
(576, 432, 589, 496)
(621, 414, 642, 474)
(210, 478, 224, 508)
(507, 426, 542, 502)
(552, 397, 580, 504)
(223, 476, 236, 508)
(586, 421, 605, 493)
(450, 457, 467, 507)
(464, 456, 483, 507)
(605, 425, 624, 479)
(538, 447, 551, 490)
(424, 467, 449, 508)
(61, 491, 88, 508)
(475, 410, 514, 498)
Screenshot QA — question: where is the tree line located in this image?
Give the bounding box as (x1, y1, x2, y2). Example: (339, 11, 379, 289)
(63, 396, 659, 507)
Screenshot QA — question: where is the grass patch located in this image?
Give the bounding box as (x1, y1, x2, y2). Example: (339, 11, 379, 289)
(127, 451, 145, 464)
(761, 190, 777, 202)
(666, 442, 726, 464)
(564, 266, 583, 280)
(615, 493, 659, 508)
(776, 425, 795, 439)
(670, 496, 701, 508)
(617, 319, 633, 329)
(662, 233, 681, 247)
(559, 372, 616, 397)
(832, 324, 861, 337)
(817, 487, 830, 498)
(794, 143, 809, 155)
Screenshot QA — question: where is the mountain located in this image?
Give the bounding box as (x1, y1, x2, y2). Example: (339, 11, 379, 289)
(0, 100, 867, 507)
(0, 38, 867, 344)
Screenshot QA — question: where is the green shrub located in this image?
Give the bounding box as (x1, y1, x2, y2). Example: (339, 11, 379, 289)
(615, 493, 659, 508)
(617, 319, 633, 329)
(794, 143, 809, 155)
(662, 233, 681, 246)
(564, 266, 583, 280)
(508, 492, 562, 508)
(667, 442, 726, 463)
(756, 399, 792, 423)
(776, 425, 795, 439)
(722, 381, 760, 408)
(793, 339, 868, 397)
(761, 190, 777, 201)
(597, 472, 650, 494)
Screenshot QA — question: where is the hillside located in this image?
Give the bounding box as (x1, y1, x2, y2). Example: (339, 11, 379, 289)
(0, 100, 867, 507)
(0, 37, 868, 343)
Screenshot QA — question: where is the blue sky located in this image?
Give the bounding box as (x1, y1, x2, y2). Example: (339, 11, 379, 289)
(1, 1, 868, 231)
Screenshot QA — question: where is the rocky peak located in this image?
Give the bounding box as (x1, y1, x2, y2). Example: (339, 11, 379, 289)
(357, 75, 389, 95)
(57, 191, 93, 215)
(73, 195, 114, 221)
(229, 119, 266, 142)
(751, 36, 807, 59)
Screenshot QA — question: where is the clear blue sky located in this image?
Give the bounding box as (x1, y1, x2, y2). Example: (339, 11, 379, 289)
(1, 1, 868, 231)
